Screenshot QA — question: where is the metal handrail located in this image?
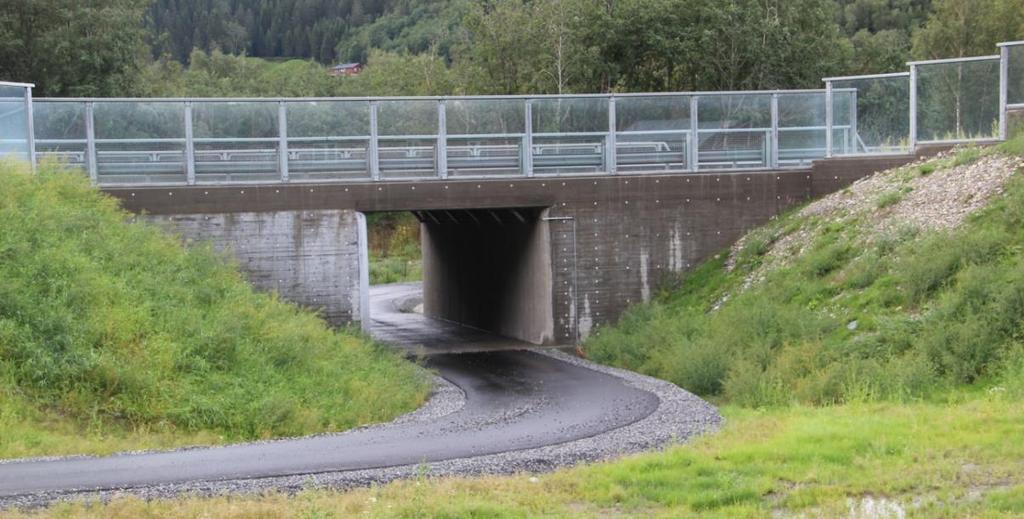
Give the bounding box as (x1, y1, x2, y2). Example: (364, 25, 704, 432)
(19, 38, 1024, 184)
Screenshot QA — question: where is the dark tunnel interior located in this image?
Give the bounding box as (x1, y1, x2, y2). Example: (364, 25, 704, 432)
(414, 207, 555, 345)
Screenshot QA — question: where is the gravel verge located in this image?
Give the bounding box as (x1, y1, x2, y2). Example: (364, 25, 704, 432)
(0, 349, 720, 509)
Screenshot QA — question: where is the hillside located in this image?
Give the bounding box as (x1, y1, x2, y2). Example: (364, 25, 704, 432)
(587, 137, 1024, 406)
(0, 161, 429, 459)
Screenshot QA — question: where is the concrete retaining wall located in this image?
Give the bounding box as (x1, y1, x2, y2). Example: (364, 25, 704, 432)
(146, 210, 369, 328)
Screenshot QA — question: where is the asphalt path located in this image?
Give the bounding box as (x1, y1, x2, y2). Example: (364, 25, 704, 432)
(0, 283, 659, 499)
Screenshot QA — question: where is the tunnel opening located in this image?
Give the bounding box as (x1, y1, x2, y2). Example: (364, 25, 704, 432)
(417, 207, 555, 345)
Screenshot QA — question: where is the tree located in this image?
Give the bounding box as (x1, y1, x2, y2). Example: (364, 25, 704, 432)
(910, 0, 1024, 139)
(912, 0, 1024, 59)
(0, 0, 149, 96)
(587, 0, 850, 92)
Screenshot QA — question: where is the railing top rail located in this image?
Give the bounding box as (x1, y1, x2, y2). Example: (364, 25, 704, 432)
(907, 55, 1000, 66)
(997, 41, 1024, 47)
(35, 89, 847, 104)
(0, 81, 34, 88)
(822, 71, 911, 82)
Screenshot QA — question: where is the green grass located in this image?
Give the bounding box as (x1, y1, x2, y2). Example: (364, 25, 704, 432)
(0, 161, 429, 459)
(17, 398, 1024, 518)
(367, 212, 422, 285)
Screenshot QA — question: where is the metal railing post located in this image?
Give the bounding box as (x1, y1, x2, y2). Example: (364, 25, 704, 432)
(437, 99, 448, 179)
(909, 64, 918, 150)
(825, 81, 834, 158)
(25, 86, 35, 171)
(184, 101, 196, 185)
(770, 93, 779, 168)
(689, 95, 699, 171)
(85, 101, 97, 184)
(278, 101, 289, 182)
(369, 101, 381, 180)
(606, 96, 617, 174)
(524, 100, 534, 177)
(1000, 45, 1009, 140)
(849, 90, 858, 153)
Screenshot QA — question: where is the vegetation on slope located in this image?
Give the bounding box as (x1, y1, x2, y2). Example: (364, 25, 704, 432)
(367, 212, 422, 285)
(0, 161, 429, 459)
(587, 139, 1024, 407)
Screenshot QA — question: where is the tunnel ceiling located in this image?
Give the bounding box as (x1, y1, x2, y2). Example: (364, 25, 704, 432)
(410, 207, 546, 226)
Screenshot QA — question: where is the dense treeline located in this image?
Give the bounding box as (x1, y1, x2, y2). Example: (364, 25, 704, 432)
(2, 0, 1024, 97)
(146, 0, 402, 64)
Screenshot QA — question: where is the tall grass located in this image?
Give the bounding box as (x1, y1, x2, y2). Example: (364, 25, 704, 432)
(0, 161, 429, 457)
(587, 137, 1024, 407)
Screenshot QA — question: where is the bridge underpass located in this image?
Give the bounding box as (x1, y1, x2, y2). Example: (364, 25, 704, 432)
(115, 152, 921, 348)
(8, 42, 1021, 347)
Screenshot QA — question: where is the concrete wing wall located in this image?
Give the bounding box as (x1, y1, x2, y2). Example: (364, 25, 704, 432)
(146, 210, 369, 328)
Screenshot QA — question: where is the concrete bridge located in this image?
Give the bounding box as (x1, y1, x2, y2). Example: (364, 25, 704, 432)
(105, 152, 921, 345)
(2, 41, 1023, 345)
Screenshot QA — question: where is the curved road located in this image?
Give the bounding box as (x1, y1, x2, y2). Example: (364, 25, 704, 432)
(0, 284, 659, 499)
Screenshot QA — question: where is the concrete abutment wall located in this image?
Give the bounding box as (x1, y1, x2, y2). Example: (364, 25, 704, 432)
(146, 210, 370, 328)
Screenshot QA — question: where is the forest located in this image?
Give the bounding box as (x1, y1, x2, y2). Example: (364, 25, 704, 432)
(1, 0, 1023, 98)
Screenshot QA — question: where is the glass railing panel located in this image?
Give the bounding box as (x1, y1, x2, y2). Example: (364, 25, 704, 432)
(532, 97, 608, 175)
(831, 76, 910, 154)
(93, 101, 186, 184)
(32, 101, 87, 169)
(697, 94, 771, 169)
(378, 137, 437, 179)
(615, 95, 690, 172)
(0, 85, 30, 162)
(917, 58, 1000, 142)
(445, 98, 525, 177)
(192, 101, 279, 183)
(285, 100, 371, 181)
(378, 99, 438, 179)
(778, 92, 826, 166)
(1009, 44, 1024, 106)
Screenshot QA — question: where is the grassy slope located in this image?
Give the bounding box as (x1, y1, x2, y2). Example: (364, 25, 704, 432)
(14, 138, 1024, 517)
(0, 162, 429, 459)
(588, 139, 1024, 407)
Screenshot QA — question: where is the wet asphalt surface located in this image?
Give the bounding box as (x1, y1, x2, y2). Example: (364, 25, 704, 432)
(0, 283, 660, 500)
